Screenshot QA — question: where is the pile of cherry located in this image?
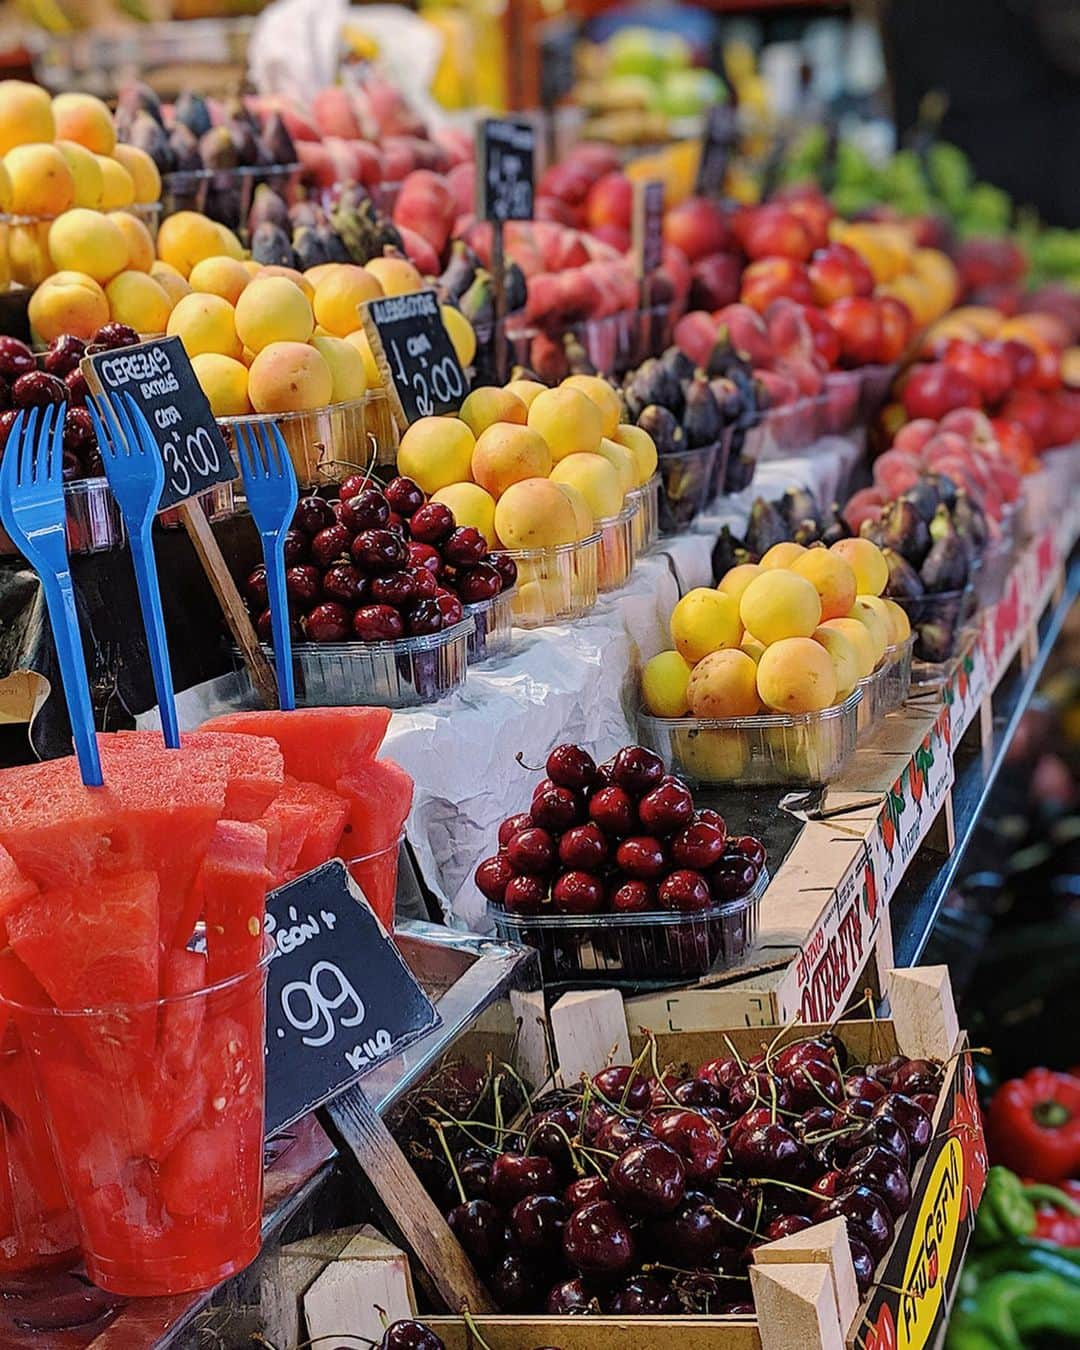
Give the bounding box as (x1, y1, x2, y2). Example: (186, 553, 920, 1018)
(426, 1033, 941, 1316)
(475, 743, 767, 917)
(242, 475, 517, 644)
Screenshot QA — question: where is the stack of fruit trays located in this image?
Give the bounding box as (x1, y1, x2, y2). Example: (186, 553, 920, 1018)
(639, 537, 911, 785)
(476, 743, 769, 987)
(236, 474, 517, 709)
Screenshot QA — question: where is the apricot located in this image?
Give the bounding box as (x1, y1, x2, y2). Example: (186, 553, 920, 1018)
(5, 144, 74, 217)
(740, 634, 766, 663)
(0, 161, 11, 214)
(759, 541, 807, 570)
(670, 588, 742, 664)
(791, 547, 857, 621)
(310, 334, 367, 402)
(740, 571, 822, 645)
(881, 598, 911, 644)
(829, 537, 887, 597)
(550, 452, 623, 522)
(459, 387, 527, 439)
(191, 353, 252, 417)
(235, 277, 314, 353)
(108, 211, 154, 273)
(397, 416, 475, 494)
(493, 477, 580, 550)
(253, 264, 312, 298)
(55, 141, 104, 209)
(672, 727, 748, 782)
(8, 222, 50, 287)
(687, 649, 760, 719)
(472, 422, 552, 498)
(756, 637, 837, 714)
(612, 422, 658, 486)
(504, 378, 546, 408)
(595, 437, 636, 498)
(48, 209, 127, 283)
(556, 482, 595, 541)
(819, 618, 876, 679)
(95, 155, 135, 210)
(214, 224, 244, 262)
(52, 93, 114, 155)
(343, 328, 382, 387)
(150, 261, 191, 307)
(0, 81, 54, 155)
(364, 254, 424, 297)
(562, 373, 624, 437)
(166, 292, 242, 360)
(718, 562, 763, 606)
(847, 596, 890, 663)
(441, 304, 476, 368)
(188, 255, 250, 305)
(641, 650, 693, 718)
(157, 212, 236, 279)
(247, 341, 333, 414)
(304, 263, 340, 290)
(433, 482, 498, 548)
(111, 145, 161, 205)
(812, 625, 861, 699)
(105, 270, 172, 335)
(528, 385, 603, 462)
(312, 264, 383, 338)
(28, 270, 109, 343)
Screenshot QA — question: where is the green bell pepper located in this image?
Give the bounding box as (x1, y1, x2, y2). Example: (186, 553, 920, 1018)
(974, 1167, 1037, 1248)
(946, 1271, 1080, 1350)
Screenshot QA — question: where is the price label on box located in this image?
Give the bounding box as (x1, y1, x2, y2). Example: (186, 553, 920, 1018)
(264, 861, 439, 1133)
(872, 704, 954, 900)
(83, 335, 236, 511)
(361, 289, 469, 429)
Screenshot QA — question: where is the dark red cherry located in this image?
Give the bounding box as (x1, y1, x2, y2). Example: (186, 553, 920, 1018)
(593, 1065, 651, 1112)
(673, 1078, 722, 1110)
(784, 1060, 844, 1111)
(408, 541, 441, 572)
(91, 321, 138, 350)
(12, 371, 64, 408)
(546, 743, 597, 791)
(406, 565, 438, 599)
(503, 874, 546, 915)
(509, 1193, 567, 1257)
(302, 602, 351, 642)
(506, 827, 556, 876)
(890, 1059, 942, 1096)
(652, 1109, 725, 1183)
(609, 1276, 679, 1315)
(351, 528, 409, 574)
(913, 1092, 939, 1116)
(385, 475, 426, 516)
(609, 1140, 686, 1216)
(845, 1074, 887, 1104)
(610, 880, 655, 913)
(245, 565, 269, 610)
(553, 870, 604, 915)
(490, 552, 518, 589)
(524, 1105, 579, 1169)
(64, 368, 88, 406)
(443, 526, 487, 567)
(340, 487, 390, 532)
(409, 502, 455, 545)
(659, 869, 712, 913)
(843, 1145, 912, 1219)
(369, 570, 416, 608)
(456, 563, 502, 603)
(447, 1198, 504, 1269)
(435, 589, 464, 626)
(379, 1320, 444, 1350)
(588, 785, 637, 836)
(562, 1200, 636, 1278)
(0, 336, 35, 380)
(565, 1175, 608, 1208)
(321, 561, 364, 604)
(876, 1093, 932, 1158)
(294, 495, 336, 535)
(848, 1235, 875, 1295)
(545, 1277, 596, 1314)
(558, 823, 607, 871)
(338, 473, 368, 501)
(488, 1152, 558, 1209)
(729, 834, 767, 868)
(498, 812, 534, 847)
(696, 1056, 741, 1096)
(475, 854, 514, 905)
(282, 528, 309, 564)
(408, 599, 445, 635)
(611, 745, 665, 796)
(530, 784, 582, 833)
(765, 1213, 814, 1242)
(310, 523, 352, 567)
(614, 835, 667, 880)
(352, 604, 405, 642)
(596, 1115, 654, 1155)
(731, 1122, 810, 1184)
(638, 780, 694, 835)
(62, 407, 95, 457)
(814, 1184, 894, 1261)
(671, 821, 728, 870)
(285, 564, 321, 605)
(867, 1055, 907, 1085)
(708, 858, 758, 901)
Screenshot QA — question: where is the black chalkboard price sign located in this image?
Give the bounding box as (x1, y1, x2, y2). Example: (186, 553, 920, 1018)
(696, 103, 738, 199)
(264, 860, 440, 1134)
(477, 118, 536, 223)
(82, 335, 236, 511)
(632, 179, 665, 277)
(360, 288, 469, 430)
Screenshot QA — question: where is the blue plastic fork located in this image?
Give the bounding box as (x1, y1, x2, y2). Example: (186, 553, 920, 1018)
(0, 405, 102, 786)
(234, 420, 299, 710)
(89, 391, 180, 750)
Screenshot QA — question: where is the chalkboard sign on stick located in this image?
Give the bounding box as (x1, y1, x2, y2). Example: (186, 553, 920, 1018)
(360, 289, 468, 431)
(83, 336, 236, 512)
(632, 179, 665, 278)
(696, 103, 738, 199)
(264, 860, 440, 1135)
(477, 118, 536, 223)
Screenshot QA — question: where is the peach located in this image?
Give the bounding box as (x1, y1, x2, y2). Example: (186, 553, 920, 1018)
(105, 270, 172, 335)
(112, 144, 161, 205)
(441, 304, 476, 368)
(150, 260, 191, 307)
(472, 422, 552, 498)
(392, 169, 456, 256)
(459, 387, 527, 439)
(248, 341, 333, 414)
(740, 571, 821, 644)
(235, 277, 314, 353)
(820, 618, 876, 679)
(95, 155, 135, 210)
(312, 264, 383, 338)
(52, 93, 114, 155)
(191, 353, 252, 417)
(310, 334, 367, 402)
(4, 144, 74, 217)
(344, 329, 382, 388)
(188, 255, 250, 304)
(304, 263, 340, 290)
(364, 254, 424, 297)
(55, 140, 104, 209)
(663, 197, 730, 263)
(0, 81, 54, 155)
(166, 292, 242, 360)
(757, 637, 837, 714)
(158, 211, 236, 279)
(47, 209, 127, 283)
(527, 385, 603, 462)
(8, 221, 50, 287)
(641, 650, 693, 718)
(759, 541, 807, 570)
(432, 482, 498, 548)
(829, 538, 887, 597)
(28, 270, 109, 342)
(811, 625, 861, 700)
(108, 211, 155, 273)
(718, 562, 763, 606)
(494, 477, 580, 550)
(397, 416, 475, 494)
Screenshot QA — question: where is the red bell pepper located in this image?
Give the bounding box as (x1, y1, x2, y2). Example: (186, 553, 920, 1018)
(986, 1068, 1080, 1184)
(1032, 1178, 1080, 1246)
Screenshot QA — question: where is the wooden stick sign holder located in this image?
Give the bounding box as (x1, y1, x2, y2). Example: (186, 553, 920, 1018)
(80, 339, 278, 709)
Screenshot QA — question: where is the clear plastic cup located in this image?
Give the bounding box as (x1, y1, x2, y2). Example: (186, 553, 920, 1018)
(0, 944, 271, 1296)
(345, 831, 405, 933)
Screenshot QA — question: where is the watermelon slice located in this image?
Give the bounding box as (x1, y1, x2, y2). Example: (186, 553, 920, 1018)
(255, 802, 310, 886)
(200, 707, 391, 786)
(201, 821, 269, 981)
(108, 731, 284, 823)
(278, 776, 350, 875)
(0, 846, 36, 943)
(158, 948, 208, 1078)
(159, 1121, 242, 1222)
(336, 758, 414, 929)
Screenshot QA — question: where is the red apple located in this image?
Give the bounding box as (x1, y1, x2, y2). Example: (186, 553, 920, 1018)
(826, 297, 882, 368)
(901, 363, 982, 421)
(737, 205, 815, 262)
(875, 296, 914, 364)
(663, 197, 732, 262)
(739, 258, 812, 313)
(584, 171, 633, 232)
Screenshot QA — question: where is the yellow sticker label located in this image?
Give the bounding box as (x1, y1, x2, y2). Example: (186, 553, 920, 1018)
(897, 1137, 963, 1350)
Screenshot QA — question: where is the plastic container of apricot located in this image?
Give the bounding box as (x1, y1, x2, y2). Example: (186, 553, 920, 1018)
(657, 442, 718, 536)
(486, 865, 768, 988)
(628, 474, 661, 554)
(463, 589, 515, 663)
(490, 533, 602, 629)
(856, 634, 914, 737)
(637, 688, 863, 787)
(217, 391, 399, 488)
(597, 502, 638, 593)
(234, 618, 474, 709)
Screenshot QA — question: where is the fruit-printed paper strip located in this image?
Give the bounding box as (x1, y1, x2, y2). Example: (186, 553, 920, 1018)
(82, 336, 236, 512)
(264, 860, 439, 1134)
(871, 704, 954, 902)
